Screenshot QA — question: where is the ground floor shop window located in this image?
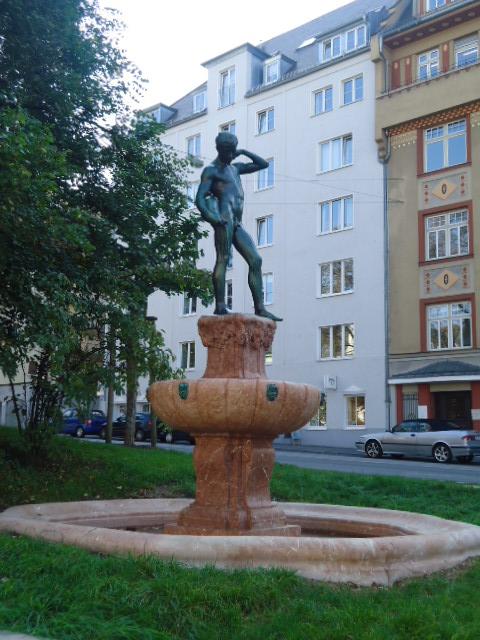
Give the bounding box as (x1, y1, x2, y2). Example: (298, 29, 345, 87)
(346, 395, 365, 427)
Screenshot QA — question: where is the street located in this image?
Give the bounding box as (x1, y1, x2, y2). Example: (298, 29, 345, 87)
(79, 436, 480, 484)
(154, 441, 480, 484)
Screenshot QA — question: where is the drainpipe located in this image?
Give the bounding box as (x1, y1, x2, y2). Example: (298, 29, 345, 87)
(377, 33, 393, 430)
(380, 137, 392, 431)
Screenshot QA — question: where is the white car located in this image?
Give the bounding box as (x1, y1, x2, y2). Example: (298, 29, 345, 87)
(355, 419, 480, 463)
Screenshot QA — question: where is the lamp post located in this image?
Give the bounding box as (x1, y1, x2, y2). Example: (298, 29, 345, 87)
(146, 315, 159, 448)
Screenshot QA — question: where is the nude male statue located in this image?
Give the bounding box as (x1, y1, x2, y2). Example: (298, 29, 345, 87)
(195, 132, 282, 321)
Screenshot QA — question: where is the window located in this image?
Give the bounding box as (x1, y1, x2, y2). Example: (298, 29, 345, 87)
(262, 273, 274, 305)
(264, 59, 279, 84)
(343, 75, 363, 105)
(256, 159, 274, 190)
(257, 108, 274, 134)
(309, 393, 327, 428)
(226, 279, 233, 310)
(319, 195, 353, 234)
(319, 259, 354, 296)
(319, 324, 355, 359)
(427, 301, 472, 350)
(320, 24, 366, 61)
(193, 91, 206, 113)
(455, 35, 479, 68)
(186, 134, 201, 159)
(314, 86, 333, 115)
(347, 396, 365, 427)
(219, 67, 235, 108)
(186, 182, 199, 209)
(319, 135, 352, 172)
(426, 0, 446, 11)
(256, 215, 273, 247)
(346, 25, 366, 51)
(424, 119, 466, 172)
(182, 294, 197, 316)
(220, 121, 236, 135)
(265, 349, 273, 365)
(418, 49, 439, 81)
(181, 341, 196, 369)
(425, 209, 469, 260)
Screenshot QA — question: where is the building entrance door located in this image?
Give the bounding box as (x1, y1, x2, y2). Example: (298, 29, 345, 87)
(434, 391, 472, 429)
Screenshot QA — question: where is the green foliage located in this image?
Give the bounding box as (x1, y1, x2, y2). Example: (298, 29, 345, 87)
(0, 1, 212, 435)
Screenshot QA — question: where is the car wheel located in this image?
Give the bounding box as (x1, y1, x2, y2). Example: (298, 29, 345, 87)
(99, 427, 106, 440)
(365, 440, 383, 458)
(165, 432, 173, 444)
(135, 429, 145, 442)
(432, 443, 452, 464)
(458, 455, 474, 464)
(75, 426, 85, 438)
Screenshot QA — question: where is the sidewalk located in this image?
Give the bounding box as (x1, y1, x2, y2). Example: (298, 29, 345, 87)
(275, 428, 372, 451)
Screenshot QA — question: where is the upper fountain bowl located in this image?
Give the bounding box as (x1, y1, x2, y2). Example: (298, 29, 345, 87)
(148, 378, 320, 437)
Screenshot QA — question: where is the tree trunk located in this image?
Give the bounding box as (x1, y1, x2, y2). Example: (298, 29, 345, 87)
(105, 328, 116, 444)
(150, 414, 157, 448)
(8, 376, 23, 433)
(124, 338, 137, 447)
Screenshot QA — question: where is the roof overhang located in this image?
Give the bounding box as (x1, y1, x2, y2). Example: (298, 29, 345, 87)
(202, 43, 268, 68)
(389, 375, 480, 384)
(383, 0, 480, 49)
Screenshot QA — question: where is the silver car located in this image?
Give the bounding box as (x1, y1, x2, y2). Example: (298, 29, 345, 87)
(355, 419, 480, 464)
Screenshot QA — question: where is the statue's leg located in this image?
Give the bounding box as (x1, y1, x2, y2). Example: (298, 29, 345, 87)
(233, 226, 282, 322)
(213, 222, 233, 315)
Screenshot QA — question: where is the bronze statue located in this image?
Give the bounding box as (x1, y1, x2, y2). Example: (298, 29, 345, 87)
(196, 132, 282, 321)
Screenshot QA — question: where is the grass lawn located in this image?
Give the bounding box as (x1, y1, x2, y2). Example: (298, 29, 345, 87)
(0, 428, 479, 639)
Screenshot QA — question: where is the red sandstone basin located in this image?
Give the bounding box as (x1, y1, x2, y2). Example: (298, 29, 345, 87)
(149, 378, 320, 436)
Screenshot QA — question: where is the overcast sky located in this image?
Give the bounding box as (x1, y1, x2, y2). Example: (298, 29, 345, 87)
(99, 0, 352, 109)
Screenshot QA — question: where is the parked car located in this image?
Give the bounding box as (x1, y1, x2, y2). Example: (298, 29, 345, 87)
(355, 419, 480, 464)
(110, 413, 153, 442)
(159, 426, 195, 445)
(62, 408, 107, 438)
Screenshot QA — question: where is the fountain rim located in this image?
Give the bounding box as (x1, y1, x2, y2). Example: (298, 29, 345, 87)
(2, 498, 480, 587)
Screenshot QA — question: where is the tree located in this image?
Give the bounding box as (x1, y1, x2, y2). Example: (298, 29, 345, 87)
(0, 1, 212, 446)
(84, 117, 211, 446)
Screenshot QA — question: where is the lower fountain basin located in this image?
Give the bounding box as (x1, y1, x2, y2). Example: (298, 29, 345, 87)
(2, 499, 480, 587)
(148, 378, 320, 436)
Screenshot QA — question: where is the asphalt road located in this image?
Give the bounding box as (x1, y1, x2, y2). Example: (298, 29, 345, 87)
(156, 442, 480, 485)
(81, 437, 480, 484)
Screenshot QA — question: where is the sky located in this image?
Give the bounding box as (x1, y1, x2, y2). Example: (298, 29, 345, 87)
(99, 0, 353, 109)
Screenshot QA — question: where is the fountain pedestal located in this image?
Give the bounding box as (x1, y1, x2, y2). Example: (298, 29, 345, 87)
(149, 314, 320, 536)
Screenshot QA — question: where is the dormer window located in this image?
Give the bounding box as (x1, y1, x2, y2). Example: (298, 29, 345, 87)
(319, 24, 367, 63)
(264, 58, 280, 85)
(193, 91, 206, 113)
(426, 0, 446, 11)
(219, 67, 235, 108)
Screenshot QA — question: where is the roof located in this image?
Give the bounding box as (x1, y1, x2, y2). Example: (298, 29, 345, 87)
(147, 0, 397, 127)
(389, 359, 480, 384)
(383, 0, 478, 41)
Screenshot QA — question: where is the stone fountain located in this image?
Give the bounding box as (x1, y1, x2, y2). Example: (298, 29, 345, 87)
(2, 312, 480, 586)
(150, 314, 318, 537)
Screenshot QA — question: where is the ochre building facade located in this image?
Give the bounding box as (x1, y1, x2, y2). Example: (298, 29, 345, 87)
(374, 0, 480, 430)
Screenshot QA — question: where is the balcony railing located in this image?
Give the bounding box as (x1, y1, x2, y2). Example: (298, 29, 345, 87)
(385, 55, 479, 93)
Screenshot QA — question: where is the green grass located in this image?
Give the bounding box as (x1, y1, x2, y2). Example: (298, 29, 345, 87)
(1, 428, 479, 639)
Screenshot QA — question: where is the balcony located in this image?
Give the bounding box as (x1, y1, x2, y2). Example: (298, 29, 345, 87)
(376, 56, 480, 134)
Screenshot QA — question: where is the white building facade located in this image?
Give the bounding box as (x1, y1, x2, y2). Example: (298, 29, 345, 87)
(142, 0, 394, 441)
